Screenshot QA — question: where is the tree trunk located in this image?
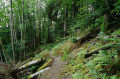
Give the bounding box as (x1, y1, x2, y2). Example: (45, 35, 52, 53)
(11, 58, 43, 74)
(104, 12, 113, 34)
(20, 0, 24, 60)
(38, 0, 41, 45)
(14, 28, 18, 43)
(28, 67, 50, 79)
(10, 0, 15, 64)
(64, 6, 67, 38)
(24, 0, 28, 59)
(104, 0, 115, 34)
(18, 7, 22, 61)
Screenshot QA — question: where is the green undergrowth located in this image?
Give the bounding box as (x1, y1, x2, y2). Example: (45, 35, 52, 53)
(21, 29, 120, 79)
(52, 39, 76, 60)
(60, 30, 120, 79)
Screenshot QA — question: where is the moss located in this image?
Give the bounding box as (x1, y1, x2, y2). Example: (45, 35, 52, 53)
(37, 58, 53, 72)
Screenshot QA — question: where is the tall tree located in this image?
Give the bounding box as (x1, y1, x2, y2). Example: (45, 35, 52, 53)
(10, 0, 15, 64)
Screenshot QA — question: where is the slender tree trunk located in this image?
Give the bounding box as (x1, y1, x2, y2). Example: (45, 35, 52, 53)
(64, 6, 67, 38)
(17, 1, 22, 61)
(24, 0, 28, 59)
(13, 14, 18, 43)
(38, 22, 41, 45)
(21, 0, 24, 60)
(64, 3, 68, 38)
(38, 0, 41, 45)
(10, 0, 15, 64)
(14, 28, 18, 43)
(33, 0, 37, 48)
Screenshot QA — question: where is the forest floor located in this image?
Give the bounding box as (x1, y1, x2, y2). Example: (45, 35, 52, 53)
(39, 52, 71, 79)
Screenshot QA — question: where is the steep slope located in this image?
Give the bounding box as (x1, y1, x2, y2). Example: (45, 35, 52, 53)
(9, 29, 120, 79)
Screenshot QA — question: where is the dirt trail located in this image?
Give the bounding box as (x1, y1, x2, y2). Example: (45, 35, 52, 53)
(38, 52, 71, 79)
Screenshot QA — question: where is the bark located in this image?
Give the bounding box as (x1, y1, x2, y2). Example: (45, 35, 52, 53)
(28, 67, 50, 79)
(84, 43, 118, 58)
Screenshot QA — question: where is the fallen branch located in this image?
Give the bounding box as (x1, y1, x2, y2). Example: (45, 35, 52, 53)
(28, 67, 50, 79)
(84, 43, 118, 58)
(11, 58, 43, 78)
(37, 58, 53, 72)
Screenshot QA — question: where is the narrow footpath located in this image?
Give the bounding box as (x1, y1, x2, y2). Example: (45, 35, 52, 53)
(38, 52, 71, 79)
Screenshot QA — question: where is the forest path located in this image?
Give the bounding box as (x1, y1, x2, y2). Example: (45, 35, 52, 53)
(38, 52, 71, 79)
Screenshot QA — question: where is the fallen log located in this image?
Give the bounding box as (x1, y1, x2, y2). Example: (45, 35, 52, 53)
(77, 28, 100, 44)
(18, 58, 42, 71)
(104, 34, 120, 38)
(37, 58, 54, 72)
(11, 58, 43, 78)
(97, 34, 120, 39)
(16, 58, 32, 69)
(28, 67, 50, 79)
(84, 43, 118, 58)
(71, 28, 100, 51)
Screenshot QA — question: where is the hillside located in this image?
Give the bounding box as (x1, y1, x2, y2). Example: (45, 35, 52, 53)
(8, 28, 119, 79)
